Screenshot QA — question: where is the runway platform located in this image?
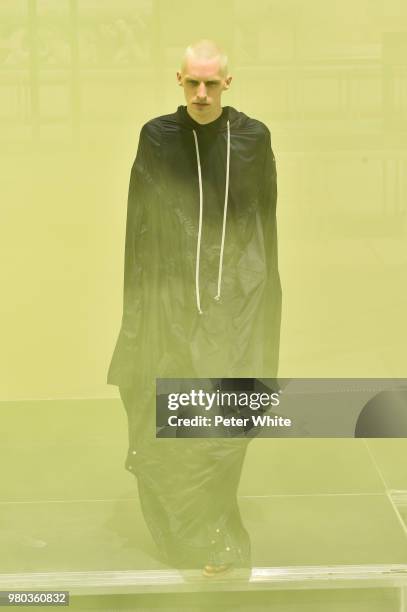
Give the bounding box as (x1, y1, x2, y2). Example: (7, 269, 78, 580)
(1, 398, 407, 611)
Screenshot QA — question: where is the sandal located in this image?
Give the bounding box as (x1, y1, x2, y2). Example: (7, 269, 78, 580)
(202, 563, 233, 577)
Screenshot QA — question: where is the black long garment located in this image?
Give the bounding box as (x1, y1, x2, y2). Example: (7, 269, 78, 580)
(107, 105, 281, 569)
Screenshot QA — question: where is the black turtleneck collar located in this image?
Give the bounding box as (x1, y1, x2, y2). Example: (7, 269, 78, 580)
(176, 105, 230, 131)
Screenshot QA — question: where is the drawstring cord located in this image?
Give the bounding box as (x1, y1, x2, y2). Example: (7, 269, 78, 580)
(192, 128, 204, 315)
(215, 120, 231, 301)
(192, 119, 231, 315)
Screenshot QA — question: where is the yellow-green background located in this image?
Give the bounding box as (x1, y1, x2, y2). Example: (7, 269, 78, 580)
(1, 0, 407, 400)
(2, 6, 407, 606)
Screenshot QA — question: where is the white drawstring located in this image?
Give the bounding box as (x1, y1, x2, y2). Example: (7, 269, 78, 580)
(192, 129, 203, 315)
(192, 119, 231, 315)
(215, 119, 230, 301)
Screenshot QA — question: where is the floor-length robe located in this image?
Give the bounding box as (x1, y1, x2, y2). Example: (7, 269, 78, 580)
(108, 105, 281, 569)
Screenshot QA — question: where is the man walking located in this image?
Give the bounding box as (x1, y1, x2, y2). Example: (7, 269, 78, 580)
(108, 39, 281, 574)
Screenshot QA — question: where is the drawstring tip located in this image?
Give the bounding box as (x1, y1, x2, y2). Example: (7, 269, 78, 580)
(198, 308, 203, 315)
(214, 295, 221, 302)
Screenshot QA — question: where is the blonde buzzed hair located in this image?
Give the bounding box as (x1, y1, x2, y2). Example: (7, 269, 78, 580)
(180, 39, 229, 77)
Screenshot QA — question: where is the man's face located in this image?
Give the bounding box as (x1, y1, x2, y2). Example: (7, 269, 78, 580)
(177, 56, 232, 122)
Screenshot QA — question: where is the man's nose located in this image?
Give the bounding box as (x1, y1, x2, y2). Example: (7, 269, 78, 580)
(197, 82, 207, 99)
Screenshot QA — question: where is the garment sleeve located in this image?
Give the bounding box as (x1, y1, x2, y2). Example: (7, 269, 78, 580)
(259, 129, 282, 377)
(259, 128, 278, 235)
(122, 126, 150, 333)
(107, 124, 160, 386)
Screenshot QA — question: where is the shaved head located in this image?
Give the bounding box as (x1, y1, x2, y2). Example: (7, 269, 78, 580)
(180, 39, 229, 78)
(177, 39, 232, 124)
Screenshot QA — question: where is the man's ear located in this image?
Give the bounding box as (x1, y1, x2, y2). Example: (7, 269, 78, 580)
(176, 71, 183, 86)
(223, 75, 232, 90)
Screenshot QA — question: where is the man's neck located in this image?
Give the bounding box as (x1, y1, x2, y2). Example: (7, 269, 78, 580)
(186, 105, 223, 125)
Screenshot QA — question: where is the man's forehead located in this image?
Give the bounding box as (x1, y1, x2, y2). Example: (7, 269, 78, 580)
(184, 73, 222, 82)
(183, 56, 223, 80)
